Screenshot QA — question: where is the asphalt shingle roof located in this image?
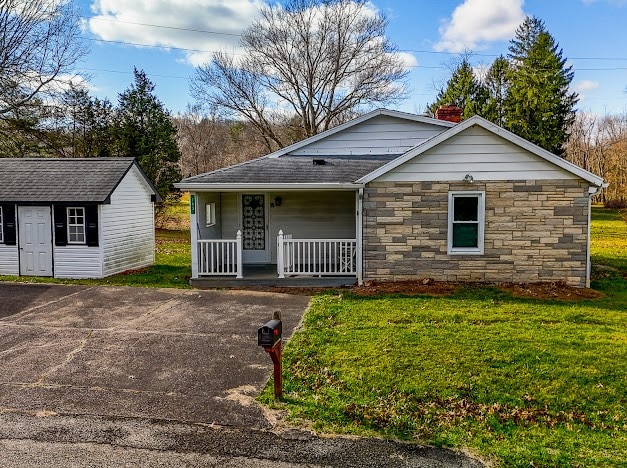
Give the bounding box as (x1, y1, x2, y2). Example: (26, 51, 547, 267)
(180, 155, 399, 185)
(0, 157, 139, 203)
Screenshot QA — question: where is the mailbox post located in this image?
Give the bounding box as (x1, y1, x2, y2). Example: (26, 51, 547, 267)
(258, 319, 283, 399)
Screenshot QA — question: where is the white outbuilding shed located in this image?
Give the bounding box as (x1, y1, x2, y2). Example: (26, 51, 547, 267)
(0, 158, 160, 279)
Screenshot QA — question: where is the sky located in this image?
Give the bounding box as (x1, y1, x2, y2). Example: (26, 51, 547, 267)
(74, 0, 627, 117)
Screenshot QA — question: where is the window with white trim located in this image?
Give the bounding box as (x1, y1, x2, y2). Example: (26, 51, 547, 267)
(205, 202, 216, 227)
(0, 206, 3, 243)
(448, 191, 485, 255)
(67, 207, 86, 244)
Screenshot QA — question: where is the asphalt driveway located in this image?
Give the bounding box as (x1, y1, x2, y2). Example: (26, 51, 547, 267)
(0, 283, 311, 428)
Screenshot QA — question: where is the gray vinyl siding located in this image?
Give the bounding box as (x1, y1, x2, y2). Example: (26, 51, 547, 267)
(195, 192, 222, 240)
(101, 166, 155, 277)
(377, 125, 579, 182)
(205, 191, 356, 263)
(0, 245, 19, 275)
(220, 193, 239, 240)
(267, 191, 356, 262)
(289, 115, 445, 156)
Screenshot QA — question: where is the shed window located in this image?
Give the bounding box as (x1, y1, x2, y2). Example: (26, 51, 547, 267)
(448, 192, 484, 255)
(67, 207, 86, 244)
(0, 206, 3, 243)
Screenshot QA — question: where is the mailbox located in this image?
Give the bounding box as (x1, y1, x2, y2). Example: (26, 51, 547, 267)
(258, 319, 282, 347)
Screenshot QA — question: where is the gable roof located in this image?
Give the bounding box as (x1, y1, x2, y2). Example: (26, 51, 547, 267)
(176, 154, 396, 190)
(0, 157, 160, 203)
(265, 108, 455, 159)
(357, 115, 607, 187)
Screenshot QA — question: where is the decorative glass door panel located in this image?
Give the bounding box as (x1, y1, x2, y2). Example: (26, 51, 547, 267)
(241, 194, 269, 263)
(242, 194, 265, 249)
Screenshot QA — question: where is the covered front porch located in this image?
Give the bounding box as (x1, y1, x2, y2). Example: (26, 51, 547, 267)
(188, 189, 362, 284)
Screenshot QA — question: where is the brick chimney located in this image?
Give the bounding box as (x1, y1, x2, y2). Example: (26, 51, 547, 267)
(435, 105, 463, 123)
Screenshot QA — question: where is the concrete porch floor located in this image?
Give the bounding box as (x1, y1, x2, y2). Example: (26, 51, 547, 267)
(191, 264, 357, 288)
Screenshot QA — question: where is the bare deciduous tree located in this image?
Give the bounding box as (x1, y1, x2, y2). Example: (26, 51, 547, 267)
(0, 0, 87, 119)
(174, 106, 277, 177)
(175, 106, 229, 176)
(191, 0, 408, 151)
(566, 112, 627, 207)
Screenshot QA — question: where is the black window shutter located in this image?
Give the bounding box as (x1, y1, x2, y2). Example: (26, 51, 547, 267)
(54, 205, 67, 246)
(85, 205, 99, 247)
(2, 204, 16, 245)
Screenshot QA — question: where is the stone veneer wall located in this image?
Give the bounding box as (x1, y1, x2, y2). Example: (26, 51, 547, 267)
(363, 180, 590, 287)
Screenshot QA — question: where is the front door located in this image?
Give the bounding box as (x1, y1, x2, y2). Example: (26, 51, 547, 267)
(241, 194, 270, 263)
(18, 206, 53, 276)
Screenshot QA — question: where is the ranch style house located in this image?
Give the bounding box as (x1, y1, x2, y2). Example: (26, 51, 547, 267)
(175, 107, 606, 288)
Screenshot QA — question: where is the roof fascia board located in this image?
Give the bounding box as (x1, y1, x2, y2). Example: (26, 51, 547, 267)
(264, 109, 454, 159)
(174, 183, 363, 192)
(102, 158, 137, 203)
(0, 200, 104, 205)
(100, 158, 161, 203)
(358, 115, 605, 186)
(126, 160, 162, 202)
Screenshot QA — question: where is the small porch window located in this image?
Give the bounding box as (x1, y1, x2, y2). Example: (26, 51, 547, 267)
(205, 202, 216, 227)
(448, 191, 484, 255)
(67, 207, 86, 244)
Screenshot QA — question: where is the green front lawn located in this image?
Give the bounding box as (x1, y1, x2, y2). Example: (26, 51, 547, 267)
(261, 207, 627, 467)
(590, 206, 627, 271)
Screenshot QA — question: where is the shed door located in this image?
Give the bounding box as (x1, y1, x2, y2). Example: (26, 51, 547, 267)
(241, 193, 270, 263)
(18, 206, 53, 276)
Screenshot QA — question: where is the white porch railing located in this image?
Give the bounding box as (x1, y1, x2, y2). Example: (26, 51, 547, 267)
(277, 230, 357, 278)
(198, 230, 243, 278)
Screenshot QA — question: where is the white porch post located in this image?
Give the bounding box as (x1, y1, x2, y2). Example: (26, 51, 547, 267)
(277, 230, 285, 279)
(236, 230, 243, 279)
(356, 188, 364, 285)
(190, 192, 199, 279)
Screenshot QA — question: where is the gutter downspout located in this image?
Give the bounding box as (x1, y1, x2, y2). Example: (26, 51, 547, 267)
(586, 184, 607, 288)
(357, 188, 364, 286)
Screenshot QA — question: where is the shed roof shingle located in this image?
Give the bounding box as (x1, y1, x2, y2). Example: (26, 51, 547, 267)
(0, 158, 147, 203)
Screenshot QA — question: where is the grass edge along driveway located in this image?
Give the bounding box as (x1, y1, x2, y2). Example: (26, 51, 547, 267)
(261, 207, 627, 467)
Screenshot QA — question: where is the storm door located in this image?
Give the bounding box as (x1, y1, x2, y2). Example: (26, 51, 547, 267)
(241, 194, 270, 263)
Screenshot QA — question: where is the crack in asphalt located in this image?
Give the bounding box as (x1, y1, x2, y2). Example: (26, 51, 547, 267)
(36, 330, 93, 385)
(0, 342, 67, 356)
(0, 411, 485, 467)
(0, 321, 257, 339)
(0, 380, 262, 402)
(110, 296, 182, 331)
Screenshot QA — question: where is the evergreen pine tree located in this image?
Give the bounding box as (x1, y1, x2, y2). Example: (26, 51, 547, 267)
(508, 16, 545, 66)
(116, 68, 182, 204)
(430, 58, 487, 120)
(504, 16, 578, 155)
(482, 56, 510, 126)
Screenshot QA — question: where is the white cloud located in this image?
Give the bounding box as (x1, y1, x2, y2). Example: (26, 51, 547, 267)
(87, 0, 265, 66)
(434, 0, 526, 52)
(574, 80, 599, 100)
(395, 51, 418, 68)
(575, 80, 600, 93)
(87, 0, 416, 70)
